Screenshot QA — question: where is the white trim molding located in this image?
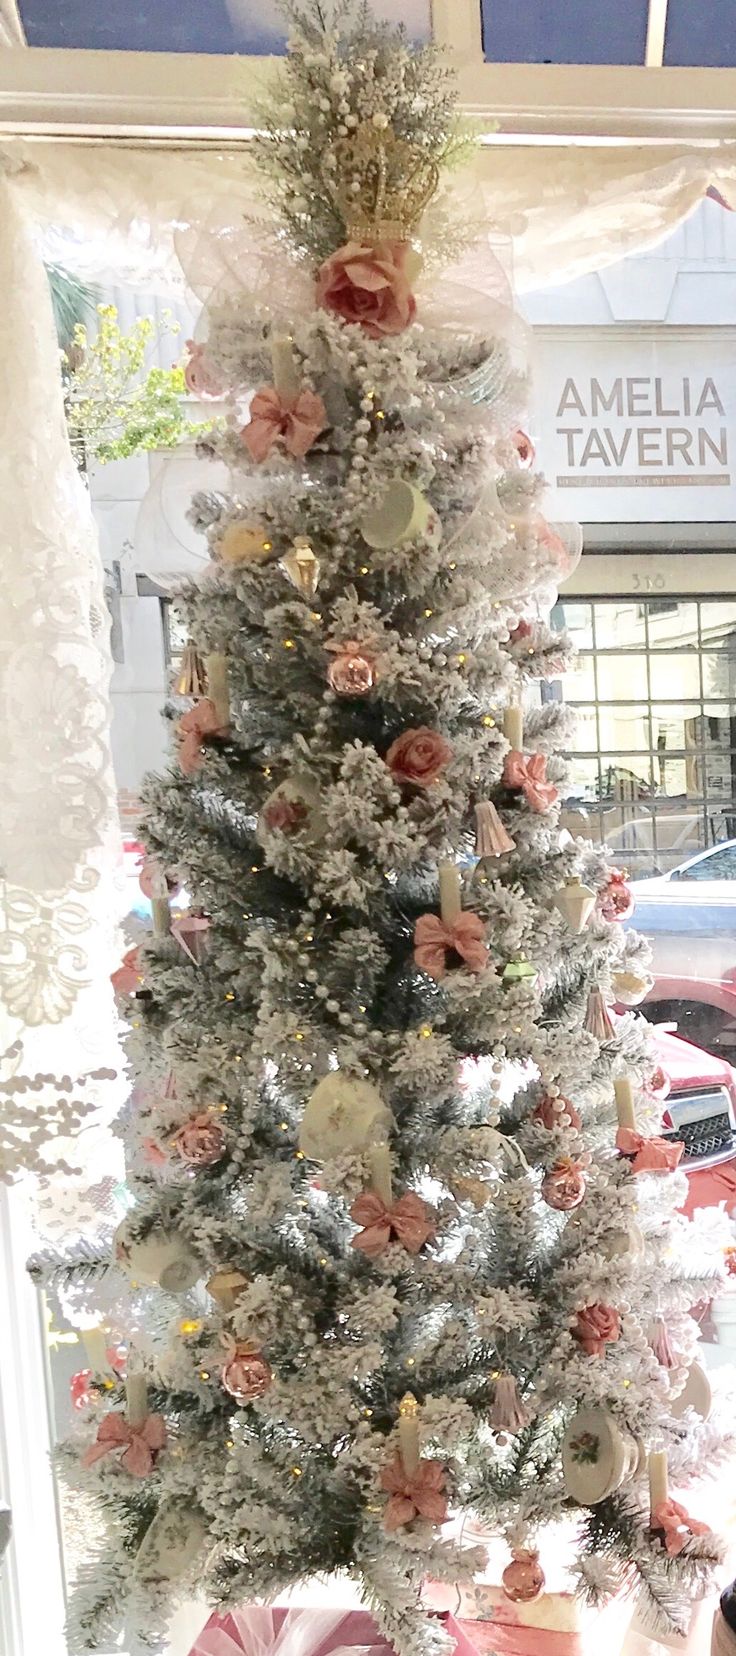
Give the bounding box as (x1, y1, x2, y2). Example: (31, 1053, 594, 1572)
(1, 44, 736, 144)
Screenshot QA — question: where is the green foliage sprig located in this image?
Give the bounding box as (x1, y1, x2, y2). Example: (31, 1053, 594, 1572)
(63, 303, 217, 466)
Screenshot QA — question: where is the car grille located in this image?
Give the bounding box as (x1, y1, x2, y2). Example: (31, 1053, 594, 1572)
(663, 1113, 735, 1161)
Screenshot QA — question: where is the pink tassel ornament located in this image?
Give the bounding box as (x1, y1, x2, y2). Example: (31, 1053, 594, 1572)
(475, 800, 515, 858)
(584, 987, 615, 1041)
(490, 1373, 529, 1434)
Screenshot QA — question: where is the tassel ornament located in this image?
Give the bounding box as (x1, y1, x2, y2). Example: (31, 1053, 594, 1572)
(175, 642, 208, 699)
(490, 1373, 529, 1434)
(475, 800, 515, 858)
(584, 987, 615, 1042)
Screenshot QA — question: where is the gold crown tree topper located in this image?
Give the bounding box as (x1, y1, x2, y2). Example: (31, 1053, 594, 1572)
(325, 121, 440, 244)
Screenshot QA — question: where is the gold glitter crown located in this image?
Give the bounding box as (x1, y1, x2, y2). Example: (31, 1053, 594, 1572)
(326, 122, 439, 242)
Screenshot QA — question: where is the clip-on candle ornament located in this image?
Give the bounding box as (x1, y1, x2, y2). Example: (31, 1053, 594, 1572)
(614, 1076, 637, 1133)
(503, 703, 524, 753)
(398, 1391, 420, 1476)
(82, 1326, 112, 1376)
(413, 863, 489, 980)
(126, 1371, 148, 1429)
(204, 652, 230, 730)
(369, 1139, 393, 1207)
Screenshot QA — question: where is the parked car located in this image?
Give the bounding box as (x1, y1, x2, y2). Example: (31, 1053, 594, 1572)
(628, 841, 736, 1059)
(649, 1025, 736, 1217)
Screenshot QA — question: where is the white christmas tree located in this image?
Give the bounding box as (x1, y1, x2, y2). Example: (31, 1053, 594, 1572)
(53, 8, 729, 1652)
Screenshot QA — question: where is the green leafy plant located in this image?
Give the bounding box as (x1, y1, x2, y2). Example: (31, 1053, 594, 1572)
(63, 303, 217, 465)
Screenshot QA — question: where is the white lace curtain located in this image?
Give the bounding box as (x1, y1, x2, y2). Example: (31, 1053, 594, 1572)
(1, 130, 735, 1200)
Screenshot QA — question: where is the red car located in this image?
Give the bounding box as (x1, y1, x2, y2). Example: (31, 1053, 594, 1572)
(650, 1026, 736, 1217)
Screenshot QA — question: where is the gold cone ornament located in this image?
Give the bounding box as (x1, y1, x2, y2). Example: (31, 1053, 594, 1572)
(175, 642, 208, 698)
(280, 536, 320, 597)
(553, 876, 596, 933)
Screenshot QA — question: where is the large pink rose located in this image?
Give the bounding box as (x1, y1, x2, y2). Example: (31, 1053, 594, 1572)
(386, 727, 453, 788)
(316, 240, 417, 338)
(573, 1303, 621, 1357)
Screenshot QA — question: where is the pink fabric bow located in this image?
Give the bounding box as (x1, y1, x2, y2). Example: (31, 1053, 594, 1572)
(652, 1498, 709, 1556)
(350, 1190, 435, 1257)
(82, 1410, 166, 1477)
(111, 946, 142, 995)
(413, 912, 489, 980)
(616, 1128, 684, 1174)
(381, 1453, 448, 1531)
(502, 750, 559, 812)
(242, 385, 327, 462)
(178, 699, 226, 776)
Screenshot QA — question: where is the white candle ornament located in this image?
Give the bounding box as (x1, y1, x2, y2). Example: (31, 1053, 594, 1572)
(270, 333, 301, 403)
(369, 1141, 393, 1206)
(82, 1326, 109, 1373)
(648, 1448, 669, 1515)
(503, 705, 524, 751)
(398, 1392, 420, 1476)
(205, 652, 230, 728)
(126, 1373, 149, 1427)
(438, 862, 462, 925)
(614, 1077, 637, 1132)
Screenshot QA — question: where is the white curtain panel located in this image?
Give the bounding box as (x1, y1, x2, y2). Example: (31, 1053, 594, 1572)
(0, 167, 125, 1213)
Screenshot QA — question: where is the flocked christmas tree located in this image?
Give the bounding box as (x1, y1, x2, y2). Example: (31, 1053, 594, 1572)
(54, 7, 731, 1651)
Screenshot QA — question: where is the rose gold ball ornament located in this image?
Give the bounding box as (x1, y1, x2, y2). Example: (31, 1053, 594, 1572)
(599, 868, 635, 922)
(541, 1157, 587, 1212)
(221, 1347, 272, 1403)
(502, 1548, 545, 1603)
(326, 639, 376, 698)
(172, 1112, 226, 1167)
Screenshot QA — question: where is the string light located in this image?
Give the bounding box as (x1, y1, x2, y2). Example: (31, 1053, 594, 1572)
(456, 653, 466, 666)
(279, 1122, 289, 1131)
(405, 1357, 415, 1368)
(294, 1031, 305, 1042)
(482, 715, 495, 727)
(295, 1150, 306, 1161)
(290, 1465, 303, 1477)
(199, 1369, 210, 1381)
(263, 540, 273, 552)
(283, 639, 296, 650)
(449, 561, 457, 570)
(224, 991, 235, 1001)
(226, 1438, 235, 1449)
(424, 608, 433, 618)
(180, 1318, 201, 1336)
(250, 866, 259, 874)
(419, 1025, 432, 1038)
(363, 1407, 374, 1418)
(319, 1256, 328, 1267)
(359, 565, 369, 575)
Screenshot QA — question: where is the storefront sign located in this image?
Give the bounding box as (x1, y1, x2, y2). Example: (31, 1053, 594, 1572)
(533, 327, 736, 521)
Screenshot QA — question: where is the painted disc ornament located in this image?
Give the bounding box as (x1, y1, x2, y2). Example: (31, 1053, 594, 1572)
(360, 479, 441, 550)
(300, 1071, 393, 1160)
(599, 868, 635, 922)
(138, 856, 180, 901)
(326, 640, 376, 697)
(113, 1218, 201, 1293)
(172, 1112, 226, 1167)
(221, 1347, 272, 1403)
(541, 1158, 587, 1212)
(502, 1549, 545, 1603)
(135, 1499, 209, 1584)
(612, 968, 654, 1007)
(511, 429, 535, 468)
(258, 773, 326, 845)
(533, 1092, 581, 1132)
(562, 1406, 643, 1504)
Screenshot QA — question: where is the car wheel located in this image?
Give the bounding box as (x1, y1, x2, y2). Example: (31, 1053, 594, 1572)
(641, 999, 736, 1061)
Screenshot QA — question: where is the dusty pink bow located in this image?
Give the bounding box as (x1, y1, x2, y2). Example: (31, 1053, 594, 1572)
(178, 699, 226, 776)
(82, 1410, 166, 1477)
(111, 946, 142, 995)
(242, 384, 327, 462)
(616, 1128, 684, 1174)
(413, 912, 489, 980)
(652, 1498, 709, 1556)
(381, 1453, 448, 1531)
(350, 1190, 435, 1257)
(502, 750, 559, 812)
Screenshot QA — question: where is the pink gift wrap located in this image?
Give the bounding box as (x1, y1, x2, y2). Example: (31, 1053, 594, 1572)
(189, 1606, 481, 1656)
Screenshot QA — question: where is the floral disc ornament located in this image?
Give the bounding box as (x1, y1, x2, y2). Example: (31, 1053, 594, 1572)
(326, 638, 377, 697)
(258, 773, 326, 844)
(359, 479, 441, 550)
(299, 1072, 393, 1160)
(217, 521, 274, 567)
(511, 429, 535, 468)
